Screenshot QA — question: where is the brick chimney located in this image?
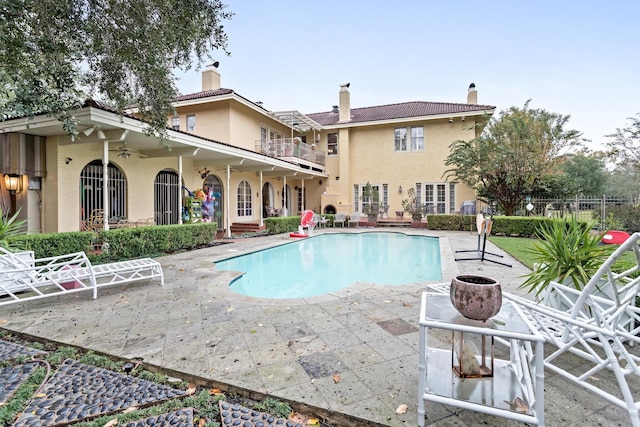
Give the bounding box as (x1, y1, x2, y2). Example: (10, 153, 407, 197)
(467, 83, 477, 104)
(202, 63, 221, 91)
(339, 83, 351, 122)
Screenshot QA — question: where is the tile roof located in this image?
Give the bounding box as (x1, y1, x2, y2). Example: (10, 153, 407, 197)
(175, 88, 235, 102)
(306, 101, 495, 126)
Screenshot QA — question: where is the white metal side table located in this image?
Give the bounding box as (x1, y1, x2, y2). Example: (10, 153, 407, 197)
(418, 292, 545, 426)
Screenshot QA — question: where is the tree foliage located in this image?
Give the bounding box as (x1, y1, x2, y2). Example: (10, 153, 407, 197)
(0, 0, 232, 141)
(561, 153, 607, 197)
(606, 113, 640, 170)
(444, 101, 583, 215)
(606, 165, 640, 204)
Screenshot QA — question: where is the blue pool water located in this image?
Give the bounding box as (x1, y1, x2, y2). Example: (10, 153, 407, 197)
(216, 232, 441, 299)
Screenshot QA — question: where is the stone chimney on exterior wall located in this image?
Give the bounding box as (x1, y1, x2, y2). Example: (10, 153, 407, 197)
(467, 83, 477, 104)
(202, 63, 221, 91)
(339, 83, 351, 122)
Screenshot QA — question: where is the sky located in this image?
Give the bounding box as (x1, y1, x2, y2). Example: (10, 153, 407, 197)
(174, 0, 640, 151)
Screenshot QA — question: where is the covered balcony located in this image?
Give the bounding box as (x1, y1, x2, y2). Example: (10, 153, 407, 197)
(255, 137, 325, 168)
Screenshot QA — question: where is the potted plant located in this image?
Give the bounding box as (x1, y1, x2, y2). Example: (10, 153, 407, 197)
(401, 187, 425, 222)
(362, 182, 381, 224)
(518, 216, 615, 299)
(0, 207, 27, 250)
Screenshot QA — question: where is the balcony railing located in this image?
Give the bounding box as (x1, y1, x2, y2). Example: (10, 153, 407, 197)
(255, 138, 325, 166)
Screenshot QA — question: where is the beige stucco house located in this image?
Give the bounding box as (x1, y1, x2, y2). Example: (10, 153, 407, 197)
(0, 65, 494, 235)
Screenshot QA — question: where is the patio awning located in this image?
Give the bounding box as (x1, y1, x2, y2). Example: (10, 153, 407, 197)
(270, 111, 323, 133)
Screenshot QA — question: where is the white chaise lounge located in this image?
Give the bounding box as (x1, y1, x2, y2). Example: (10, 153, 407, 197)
(429, 232, 640, 426)
(0, 247, 163, 306)
(503, 232, 640, 426)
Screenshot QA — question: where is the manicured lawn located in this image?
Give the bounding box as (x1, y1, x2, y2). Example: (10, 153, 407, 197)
(487, 236, 537, 270)
(488, 235, 636, 273)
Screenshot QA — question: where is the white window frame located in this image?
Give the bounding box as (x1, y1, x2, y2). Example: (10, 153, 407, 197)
(411, 126, 424, 151)
(423, 182, 456, 214)
(355, 183, 383, 214)
(186, 114, 196, 132)
(327, 133, 338, 156)
(237, 180, 253, 219)
(395, 126, 424, 152)
(394, 128, 407, 152)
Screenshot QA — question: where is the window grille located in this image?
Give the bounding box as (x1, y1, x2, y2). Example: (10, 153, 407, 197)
(154, 170, 179, 225)
(80, 161, 127, 228)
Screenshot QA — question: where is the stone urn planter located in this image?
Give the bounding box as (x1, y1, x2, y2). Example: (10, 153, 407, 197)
(450, 275, 502, 321)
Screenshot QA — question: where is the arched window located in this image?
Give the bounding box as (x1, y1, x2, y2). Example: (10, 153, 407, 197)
(154, 169, 179, 225)
(237, 180, 252, 218)
(79, 160, 127, 229)
(203, 174, 224, 229)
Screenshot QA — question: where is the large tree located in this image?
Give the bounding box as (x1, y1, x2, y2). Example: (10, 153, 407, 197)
(445, 101, 584, 215)
(606, 113, 640, 171)
(0, 0, 232, 142)
(606, 165, 640, 205)
(561, 153, 608, 197)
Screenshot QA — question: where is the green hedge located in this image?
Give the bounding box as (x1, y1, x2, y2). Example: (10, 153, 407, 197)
(426, 215, 558, 237)
(9, 222, 218, 263)
(264, 214, 339, 234)
(11, 232, 94, 258)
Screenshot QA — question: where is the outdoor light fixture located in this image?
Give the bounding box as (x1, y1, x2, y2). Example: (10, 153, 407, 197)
(199, 167, 210, 179)
(65, 157, 73, 164)
(448, 118, 454, 124)
(398, 185, 403, 193)
(4, 174, 23, 195)
(82, 126, 106, 139)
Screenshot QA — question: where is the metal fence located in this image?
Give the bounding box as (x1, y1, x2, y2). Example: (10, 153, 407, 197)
(472, 196, 634, 230)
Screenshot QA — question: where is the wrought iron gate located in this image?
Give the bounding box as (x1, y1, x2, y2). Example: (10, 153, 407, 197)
(80, 161, 127, 229)
(154, 170, 180, 225)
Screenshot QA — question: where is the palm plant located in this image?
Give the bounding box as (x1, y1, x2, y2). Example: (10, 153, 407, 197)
(0, 208, 27, 250)
(519, 216, 615, 296)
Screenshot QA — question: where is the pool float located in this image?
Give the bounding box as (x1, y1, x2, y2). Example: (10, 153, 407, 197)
(289, 232, 308, 238)
(602, 230, 630, 245)
(290, 210, 317, 238)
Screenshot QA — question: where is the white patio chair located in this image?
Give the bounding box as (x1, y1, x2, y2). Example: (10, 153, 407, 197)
(0, 247, 163, 306)
(348, 212, 360, 228)
(503, 232, 640, 426)
(333, 213, 346, 228)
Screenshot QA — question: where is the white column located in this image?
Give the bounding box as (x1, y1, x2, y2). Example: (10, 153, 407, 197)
(259, 170, 264, 227)
(178, 156, 183, 224)
(102, 140, 110, 230)
(226, 164, 231, 238)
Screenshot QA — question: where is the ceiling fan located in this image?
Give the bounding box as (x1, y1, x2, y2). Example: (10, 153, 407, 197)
(105, 130, 146, 159)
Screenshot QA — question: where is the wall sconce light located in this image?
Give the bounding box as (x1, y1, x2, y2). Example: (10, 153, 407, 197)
(65, 157, 73, 164)
(448, 118, 454, 124)
(335, 176, 340, 181)
(319, 180, 323, 185)
(294, 186, 299, 190)
(4, 174, 23, 195)
(199, 167, 210, 179)
(461, 116, 465, 122)
(398, 185, 403, 193)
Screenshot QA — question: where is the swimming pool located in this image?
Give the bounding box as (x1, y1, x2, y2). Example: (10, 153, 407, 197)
(215, 232, 441, 299)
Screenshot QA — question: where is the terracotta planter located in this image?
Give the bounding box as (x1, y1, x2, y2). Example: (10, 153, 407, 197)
(450, 275, 502, 321)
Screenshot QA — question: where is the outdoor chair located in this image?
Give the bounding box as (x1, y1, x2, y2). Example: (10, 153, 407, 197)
(348, 212, 360, 228)
(426, 232, 640, 426)
(0, 247, 164, 307)
(333, 213, 346, 227)
(501, 233, 640, 426)
(315, 215, 328, 228)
